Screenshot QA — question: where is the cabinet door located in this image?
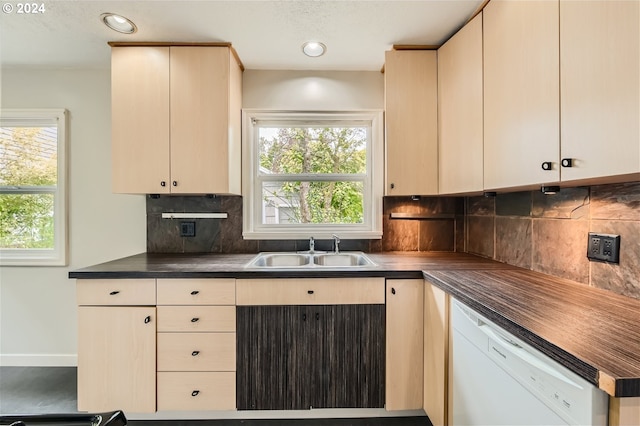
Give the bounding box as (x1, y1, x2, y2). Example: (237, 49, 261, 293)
(423, 280, 449, 426)
(170, 47, 232, 194)
(236, 305, 303, 410)
(385, 50, 438, 196)
(560, 0, 640, 182)
(438, 13, 484, 195)
(77, 306, 156, 413)
(386, 279, 424, 410)
(320, 304, 385, 409)
(111, 46, 170, 194)
(236, 305, 385, 410)
(483, 0, 560, 189)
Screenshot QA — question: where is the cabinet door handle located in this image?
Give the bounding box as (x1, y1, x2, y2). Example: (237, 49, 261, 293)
(390, 183, 395, 189)
(109, 291, 120, 296)
(144, 316, 151, 324)
(541, 161, 552, 171)
(315, 312, 320, 321)
(172, 181, 178, 187)
(302, 313, 307, 321)
(561, 158, 573, 168)
(307, 290, 314, 294)
(391, 287, 396, 295)
(192, 350, 200, 356)
(190, 290, 199, 295)
(160, 181, 166, 187)
(191, 317, 199, 323)
(191, 390, 200, 397)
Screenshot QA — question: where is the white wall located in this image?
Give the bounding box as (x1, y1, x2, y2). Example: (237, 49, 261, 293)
(243, 70, 384, 110)
(0, 67, 146, 366)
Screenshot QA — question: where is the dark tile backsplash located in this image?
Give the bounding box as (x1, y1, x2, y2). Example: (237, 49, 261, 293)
(145, 181, 640, 300)
(146, 195, 462, 254)
(465, 181, 640, 300)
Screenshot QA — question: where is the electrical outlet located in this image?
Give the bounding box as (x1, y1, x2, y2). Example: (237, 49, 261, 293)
(587, 233, 620, 263)
(180, 221, 196, 237)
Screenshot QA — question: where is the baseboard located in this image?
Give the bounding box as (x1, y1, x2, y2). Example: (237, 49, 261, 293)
(0, 354, 77, 367)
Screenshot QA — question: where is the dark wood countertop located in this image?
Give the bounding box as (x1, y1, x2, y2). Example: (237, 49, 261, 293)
(69, 252, 640, 397)
(68, 251, 512, 280)
(423, 269, 640, 398)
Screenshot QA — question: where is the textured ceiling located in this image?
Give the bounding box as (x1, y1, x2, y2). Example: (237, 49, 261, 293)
(0, 1, 483, 70)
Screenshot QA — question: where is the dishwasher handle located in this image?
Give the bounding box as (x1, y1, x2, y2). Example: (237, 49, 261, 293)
(479, 323, 583, 390)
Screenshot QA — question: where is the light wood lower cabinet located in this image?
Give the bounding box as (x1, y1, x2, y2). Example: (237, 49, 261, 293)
(157, 372, 236, 411)
(385, 279, 424, 410)
(77, 279, 157, 414)
(156, 278, 237, 411)
(423, 280, 450, 426)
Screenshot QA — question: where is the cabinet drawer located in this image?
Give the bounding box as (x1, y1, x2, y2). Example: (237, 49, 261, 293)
(236, 278, 385, 305)
(77, 279, 156, 306)
(157, 306, 235, 332)
(157, 371, 235, 411)
(157, 332, 236, 371)
(157, 278, 235, 305)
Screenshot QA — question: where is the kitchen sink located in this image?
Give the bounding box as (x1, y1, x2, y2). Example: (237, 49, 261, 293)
(246, 252, 312, 267)
(312, 252, 374, 267)
(244, 252, 376, 269)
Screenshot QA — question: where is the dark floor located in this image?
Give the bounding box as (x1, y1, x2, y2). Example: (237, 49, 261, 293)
(0, 367, 430, 426)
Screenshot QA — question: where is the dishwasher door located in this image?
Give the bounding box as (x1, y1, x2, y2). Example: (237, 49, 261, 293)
(451, 299, 608, 426)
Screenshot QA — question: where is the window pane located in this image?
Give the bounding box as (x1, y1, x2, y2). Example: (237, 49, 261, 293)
(0, 126, 58, 186)
(0, 193, 55, 249)
(262, 181, 364, 224)
(258, 127, 366, 175)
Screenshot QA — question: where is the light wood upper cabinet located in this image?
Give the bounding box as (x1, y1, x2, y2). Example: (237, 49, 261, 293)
(386, 279, 424, 411)
(111, 46, 170, 194)
(483, 0, 560, 190)
(112, 45, 242, 195)
(560, 0, 640, 183)
(438, 12, 484, 195)
(384, 50, 438, 196)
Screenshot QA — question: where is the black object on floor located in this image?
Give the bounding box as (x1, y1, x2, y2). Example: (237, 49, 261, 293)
(128, 418, 431, 426)
(0, 410, 126, 426)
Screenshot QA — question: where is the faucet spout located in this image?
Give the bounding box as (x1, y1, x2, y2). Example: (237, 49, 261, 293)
(332, 234, 341, 254)
(309, 236, 315, 253)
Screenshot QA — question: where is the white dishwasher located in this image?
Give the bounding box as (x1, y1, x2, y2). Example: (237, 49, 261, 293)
(451, 298, 608, 426)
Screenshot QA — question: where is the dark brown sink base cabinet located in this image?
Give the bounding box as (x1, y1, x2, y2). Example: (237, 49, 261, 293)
(236, 305, 385, 410)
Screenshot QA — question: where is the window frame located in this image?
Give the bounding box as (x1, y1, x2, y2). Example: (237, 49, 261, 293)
(242, 110, 383, 240)
(0, 109, 68, 266)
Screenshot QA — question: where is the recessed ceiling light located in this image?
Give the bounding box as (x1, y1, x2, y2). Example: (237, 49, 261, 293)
(101, 13, 137, 34)
(302, 41, 326, 57)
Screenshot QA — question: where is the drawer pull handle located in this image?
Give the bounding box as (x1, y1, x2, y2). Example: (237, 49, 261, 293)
(109, 291, 120, 295)
(391, 288, 396, 295)
(192, 351, 200, 356)
(307, 290, 314, 294)
(316, 312, 320, 321)
(144, 316, 151, 324)
(191, 390, 200, 397)
(561, 158, 573, 168)
(190, 290, 199, 295)
(191, 318, 199, 323)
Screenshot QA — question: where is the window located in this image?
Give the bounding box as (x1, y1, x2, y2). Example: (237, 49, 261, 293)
(0, 109, 67, 265)
(242, 110, 383, 239)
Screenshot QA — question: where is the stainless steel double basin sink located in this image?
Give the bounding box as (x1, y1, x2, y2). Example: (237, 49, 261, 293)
(244, 251, 377, 269)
